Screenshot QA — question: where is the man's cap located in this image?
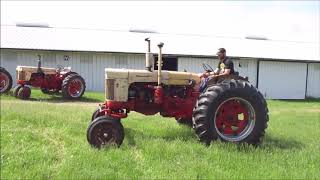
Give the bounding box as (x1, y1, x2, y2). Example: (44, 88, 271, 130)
(217, 48, 226, 54)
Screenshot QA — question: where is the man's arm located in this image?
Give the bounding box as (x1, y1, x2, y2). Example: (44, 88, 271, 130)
(212, 69, 230, 78)
(211, 60, 233, 78)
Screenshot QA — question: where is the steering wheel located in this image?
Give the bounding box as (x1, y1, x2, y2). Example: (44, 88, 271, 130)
(202, 63, 214, 72)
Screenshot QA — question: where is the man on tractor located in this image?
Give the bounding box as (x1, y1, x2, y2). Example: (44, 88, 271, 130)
(199, 48, 235, 92)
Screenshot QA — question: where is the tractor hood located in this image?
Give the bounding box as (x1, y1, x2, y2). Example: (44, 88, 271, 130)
(105, 68, 200, 85)
(104, 68, 200, 101)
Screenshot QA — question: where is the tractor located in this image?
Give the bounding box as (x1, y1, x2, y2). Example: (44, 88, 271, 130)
(87, 38, 269, 148)
(0, 67, 13, 94)
(14, 56, 86, 99)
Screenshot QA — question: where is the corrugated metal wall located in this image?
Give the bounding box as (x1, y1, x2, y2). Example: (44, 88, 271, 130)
(0, 49, 145, 91)
(233, 59, 257, 87)
(178, 57, 218, 73)
(307, 63, 320, 98)
(258, 61, 307, 99)
(1, 49, 319, 98)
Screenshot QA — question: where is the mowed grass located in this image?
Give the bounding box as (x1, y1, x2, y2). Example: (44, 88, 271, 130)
(1, 89, 319, 179)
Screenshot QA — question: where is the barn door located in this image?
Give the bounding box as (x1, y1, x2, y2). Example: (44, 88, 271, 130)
(258, 61, 307, 99)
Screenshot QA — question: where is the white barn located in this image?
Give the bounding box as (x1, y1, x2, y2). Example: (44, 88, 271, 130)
(1, 25, 319, 99)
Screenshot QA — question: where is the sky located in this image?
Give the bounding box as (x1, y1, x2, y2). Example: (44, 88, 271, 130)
(1, 1, 319, 43)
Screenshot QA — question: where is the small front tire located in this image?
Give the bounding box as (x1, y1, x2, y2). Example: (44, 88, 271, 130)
(91, 105, 106, 121)
(13, 85, 23, 97)
(17, 86, 31, 99)
(87, 116, 124, 148)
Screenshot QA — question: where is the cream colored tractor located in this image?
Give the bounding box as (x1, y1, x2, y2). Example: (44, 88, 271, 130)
(14, 56, 86, 99)
(87, 38, 269, 148)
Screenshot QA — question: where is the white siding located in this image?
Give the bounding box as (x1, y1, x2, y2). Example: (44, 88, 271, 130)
(178, 57, 218, 73)
(307, 63, 320, 98)
(0, 49, 145, 91)
(233, 59, 257, 87)
(258, 61, 307, 99)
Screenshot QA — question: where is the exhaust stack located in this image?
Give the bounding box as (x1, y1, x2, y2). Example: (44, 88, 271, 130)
(37, 55, 42, 73)
(145, 38, 153, 71)
(157, 42, 164, 86)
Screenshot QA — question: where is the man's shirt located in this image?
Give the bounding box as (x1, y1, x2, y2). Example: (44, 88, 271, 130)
(217, 57, 235, 75)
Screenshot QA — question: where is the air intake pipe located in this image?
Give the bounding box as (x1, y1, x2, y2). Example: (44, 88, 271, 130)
(145, 38, 153, 71)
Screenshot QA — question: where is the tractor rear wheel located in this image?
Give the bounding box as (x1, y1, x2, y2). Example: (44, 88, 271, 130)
(61, 74, 86, 99)
(17, 86, 31, 99)
(0, 67, 13, 94)
(192, 79, 268, 146)
(87, 116, 124, 148)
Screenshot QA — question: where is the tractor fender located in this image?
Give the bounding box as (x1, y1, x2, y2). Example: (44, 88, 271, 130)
(61, 71, 78, 79)
(206, 74, 249, 87)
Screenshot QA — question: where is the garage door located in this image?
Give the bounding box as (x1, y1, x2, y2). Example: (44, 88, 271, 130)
(258, 61, 307, 99)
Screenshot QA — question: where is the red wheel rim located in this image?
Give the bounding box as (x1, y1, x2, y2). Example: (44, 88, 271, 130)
(0, 73, 10, 93)
(214, 97, 256, 142)
(68, 79, 83, 97)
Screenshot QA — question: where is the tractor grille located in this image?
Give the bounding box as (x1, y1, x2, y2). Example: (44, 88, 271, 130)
(105, 79, 115, 100)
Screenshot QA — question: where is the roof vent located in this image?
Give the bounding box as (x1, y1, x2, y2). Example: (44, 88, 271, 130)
(16, 22, 50, 28)
(245, 35, 268, 40)
(129, 28, 158, 34)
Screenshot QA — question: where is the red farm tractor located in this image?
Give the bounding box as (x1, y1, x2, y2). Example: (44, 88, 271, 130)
(0, 67, 13, 94)
(14, 56, 86, 99)
(87, 38, 269, 148)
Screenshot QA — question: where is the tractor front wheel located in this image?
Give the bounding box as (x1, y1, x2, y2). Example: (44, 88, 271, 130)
(13, 85, 23, 97)
(192, 79, 269, 146)
(87, 116, 124, 148)
(17, 86, 31, 99)
(61, 74, 86, 99)
(91, 105, 106, 121)
(0, 67, 13, 94)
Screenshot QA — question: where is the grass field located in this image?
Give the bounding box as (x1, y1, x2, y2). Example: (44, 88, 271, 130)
(1, 90, 319, 179)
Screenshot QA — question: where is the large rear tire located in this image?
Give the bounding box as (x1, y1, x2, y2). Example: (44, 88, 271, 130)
(61, 74, 86, 99)
(87, 116, 124, 148)
(192, 79, 268, 146)
(0, 67, 13, 94)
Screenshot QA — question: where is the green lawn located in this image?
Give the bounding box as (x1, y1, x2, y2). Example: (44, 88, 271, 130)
(1, 90, 319, 179)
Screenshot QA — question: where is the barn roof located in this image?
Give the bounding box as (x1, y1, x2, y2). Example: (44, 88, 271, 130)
(1, 25, 319, 61)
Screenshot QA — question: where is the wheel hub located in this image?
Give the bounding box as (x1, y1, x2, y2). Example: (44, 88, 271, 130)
(94, 124, 115, 147)
(214, 97, 256, 142)
(68, 79, 83, 97)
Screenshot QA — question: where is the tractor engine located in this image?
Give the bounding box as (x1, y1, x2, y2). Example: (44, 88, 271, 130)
(126, 83, 199, 119)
